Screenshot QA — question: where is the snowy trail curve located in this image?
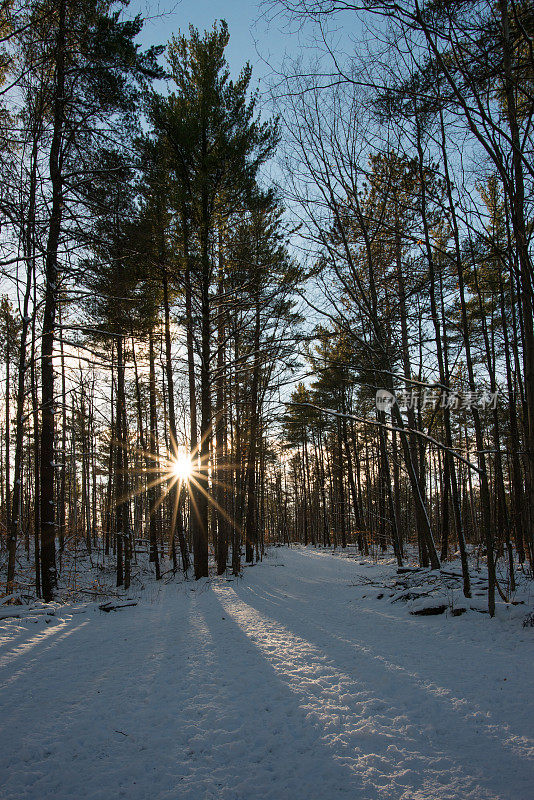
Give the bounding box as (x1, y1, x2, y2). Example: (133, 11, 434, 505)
(0, 547, 532, 800)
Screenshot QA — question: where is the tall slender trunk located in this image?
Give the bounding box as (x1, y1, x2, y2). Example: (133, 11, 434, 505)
(6, 141, 36, 591)
(394, 201, 425, 564)
(438, 110, 494, 612)
(498, 0, 534, 562)
(341, 404, 363, 534)
(104, 347, 115, 557)
(196, 200, 211, 578)
(245, 294, 261, 562)
(58, 309, 67, 553)
(80, 383, 91, 555)
(471, 254, 514, 591)
(40, 0, 67, 600)
(115, 335, 126, 587)
(31, 267, 40, 597)
(416, 109, 470, 596)
(5, 332, 10, 535)
(378, 411, 402, 565)
(148, 330, 161, 580)
(231, 330, 243, 575)
(215, 241, 228, 574)
(499, 273, 525, 563)
(183, 213, 204, 577)
(162, 268, 189, 572)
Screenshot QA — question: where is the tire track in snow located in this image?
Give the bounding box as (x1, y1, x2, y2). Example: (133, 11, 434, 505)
(243, 580, 534, 763)
(214, 580, 523, 800)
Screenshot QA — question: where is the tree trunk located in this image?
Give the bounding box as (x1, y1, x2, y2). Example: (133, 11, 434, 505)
(39, 0, 67, 601)
(148, 330, 161, 580)
(162, 268, 189, 572)
(245, 295, 261, 562)
(215, 244, 229, 574)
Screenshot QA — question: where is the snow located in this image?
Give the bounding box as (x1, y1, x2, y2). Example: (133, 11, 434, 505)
(0, 546, 533, 800)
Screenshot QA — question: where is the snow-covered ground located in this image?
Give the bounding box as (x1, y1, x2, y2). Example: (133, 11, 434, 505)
(0, 546, 533, 800)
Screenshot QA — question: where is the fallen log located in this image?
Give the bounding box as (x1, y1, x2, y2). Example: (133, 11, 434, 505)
(410, 603, 447, 616)
(99, 601, 138, 613)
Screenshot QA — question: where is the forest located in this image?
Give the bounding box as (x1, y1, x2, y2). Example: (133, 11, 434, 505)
(0, 0, 532, 613)
(0, 2, 533, 798)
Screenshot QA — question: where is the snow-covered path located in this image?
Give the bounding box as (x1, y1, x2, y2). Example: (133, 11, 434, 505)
(1, 547, 533, 800)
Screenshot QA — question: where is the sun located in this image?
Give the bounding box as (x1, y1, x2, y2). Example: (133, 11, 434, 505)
(170, 450, 194, 482)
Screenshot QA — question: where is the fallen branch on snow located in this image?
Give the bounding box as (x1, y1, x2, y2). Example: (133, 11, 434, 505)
(99, 601, 138, 613)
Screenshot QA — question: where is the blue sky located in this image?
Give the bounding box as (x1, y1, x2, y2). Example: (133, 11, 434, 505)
(128, 1, 366, 96)
(128, 0, 295, 88)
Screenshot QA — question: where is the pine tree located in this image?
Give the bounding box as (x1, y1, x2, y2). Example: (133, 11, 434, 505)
(152, 22, 279, 577)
